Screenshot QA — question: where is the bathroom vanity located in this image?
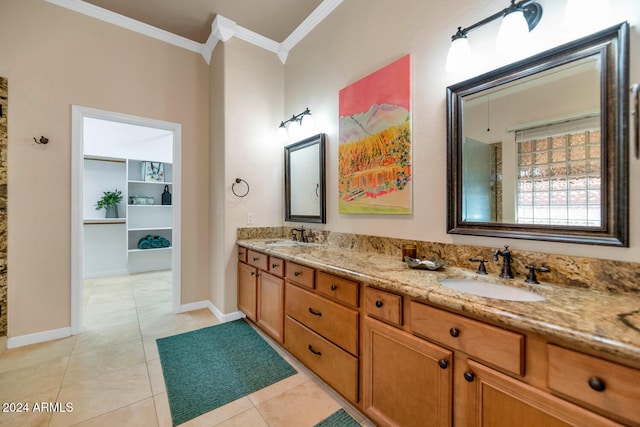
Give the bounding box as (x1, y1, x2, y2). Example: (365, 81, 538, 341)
(237, 239, 640, 426)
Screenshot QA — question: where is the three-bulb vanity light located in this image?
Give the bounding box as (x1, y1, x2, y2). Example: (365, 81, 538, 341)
(445, 0, 543, 72)
(277, 108, 314, 142)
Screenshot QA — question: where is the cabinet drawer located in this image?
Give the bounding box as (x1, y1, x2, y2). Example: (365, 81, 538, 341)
(317, 271, 359, 307)
(247, 250, 267, 270)
(410, 302, 524, 376)
(237, 246, 247, 262)
(285, 261, 315, 289)
(285, 316, 359, 402)
(268, 256, 285, 277)
(285, 283, 359, 355)
(547, 344, 640, 425)
(365, 287, 402, 327)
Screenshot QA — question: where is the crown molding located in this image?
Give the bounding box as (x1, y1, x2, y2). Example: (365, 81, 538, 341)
(281, 0, 343, 55)
(44, 0, 203, 54)
(45, 0, 343, 65)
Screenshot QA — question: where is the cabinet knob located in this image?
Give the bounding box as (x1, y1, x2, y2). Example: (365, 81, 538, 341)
(438, 359, 449, 369)
(250, 272, 255, 276)
(588, 376, 606, 392)
(255, 273, 261, 278)
(463, 371, 475, 382)
(331, 284, 338, 291)
(253, 257, 259, 261)
(272, 263, 279, 269)
(375, 300, 383, 308)
(294, 271, 301, 277)
(449, 327, 460, 338)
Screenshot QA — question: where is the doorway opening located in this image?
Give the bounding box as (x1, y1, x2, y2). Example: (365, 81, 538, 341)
(71, 106, 182, 335)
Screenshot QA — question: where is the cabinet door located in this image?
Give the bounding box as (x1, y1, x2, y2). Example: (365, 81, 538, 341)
(461, 359, 622, 427)
(258, 272, 284, 343)
(237, 262, 257, 321)
(363, 318, 452, 427)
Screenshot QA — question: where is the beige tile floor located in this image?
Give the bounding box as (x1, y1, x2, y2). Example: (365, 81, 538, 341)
(0, 271, 372, 427)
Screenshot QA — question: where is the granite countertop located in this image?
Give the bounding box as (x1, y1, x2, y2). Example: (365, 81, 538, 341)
(237, 238, 640, 363)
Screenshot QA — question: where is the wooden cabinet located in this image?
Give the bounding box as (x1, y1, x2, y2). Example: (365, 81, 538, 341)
(237, 248, 285, 343)
(365, 287, 635, 427)
(410, 302, 524, 376)
(237, 250, 639, 427)
(461, 359, 621, 427)
(363, 317, 452, 427)
(257, 271, 284, 343)
(237, 261, 257, 322)
(547, 344, 640, 426)
(285, 316, 359, 402)
(286, 283, 359, 355)
(284, 268, 361, 405)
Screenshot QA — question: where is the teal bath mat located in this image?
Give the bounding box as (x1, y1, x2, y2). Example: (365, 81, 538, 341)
(156, 319, 296, 426)
(315, 408, 361, 427)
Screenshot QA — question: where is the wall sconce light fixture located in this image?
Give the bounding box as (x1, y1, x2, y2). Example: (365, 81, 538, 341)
(445, 0, 543, 72)
(277, 108, 314, 142)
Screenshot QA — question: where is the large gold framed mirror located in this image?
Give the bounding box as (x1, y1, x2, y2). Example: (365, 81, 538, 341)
(446, 22, 629, 246)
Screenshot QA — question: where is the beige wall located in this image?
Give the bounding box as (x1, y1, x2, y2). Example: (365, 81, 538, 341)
(284, 0, 640, 262)
(210, 38, 284, 314)
(0, 0, 211, 337)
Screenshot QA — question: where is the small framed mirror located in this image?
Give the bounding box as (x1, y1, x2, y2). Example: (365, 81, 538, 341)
(285, 133, 326, 223)
(446, 22, 629, 246)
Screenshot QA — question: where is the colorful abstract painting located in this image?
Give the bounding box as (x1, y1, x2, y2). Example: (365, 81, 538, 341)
(338, 54, 412, 214)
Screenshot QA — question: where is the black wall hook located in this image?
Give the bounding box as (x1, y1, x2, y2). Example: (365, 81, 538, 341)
(33, 136, 49, 145)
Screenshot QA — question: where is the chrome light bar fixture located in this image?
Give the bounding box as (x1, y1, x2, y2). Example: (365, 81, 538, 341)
(446, 0, 543, 72)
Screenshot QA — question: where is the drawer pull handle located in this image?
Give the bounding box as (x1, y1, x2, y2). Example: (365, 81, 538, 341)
(256, 273, 261, 278)
(438, 359, 449, 369)
(250, 272, 255, 276)
(253, 257, 260, 261)
(463, 371, 475, 382)
(449, 327, 460, 338)
(308, 345, 322, 356)
(375, 300, 383, 308)
(331, 285, 338, 291)
(294, 271, 301, 277)
(588, 377, 606, 392)
(308, 307, 322, 316)
(272, 263, 279, 269)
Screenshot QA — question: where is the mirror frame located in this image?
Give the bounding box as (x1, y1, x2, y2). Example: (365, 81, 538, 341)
(285, 133, 326, 224)
(446, 22, 629, 246)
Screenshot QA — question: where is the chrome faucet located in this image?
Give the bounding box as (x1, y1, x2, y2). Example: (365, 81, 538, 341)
(492, 245, 514, 278)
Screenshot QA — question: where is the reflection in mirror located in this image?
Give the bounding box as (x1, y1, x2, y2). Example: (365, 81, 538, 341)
(285, 133, 326, 223)
(462, 56, 601, 226)
(447, 22, 629, 246)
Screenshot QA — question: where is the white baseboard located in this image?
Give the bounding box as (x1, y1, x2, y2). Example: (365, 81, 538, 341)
(7, 327, 72, 349)
(178, 300, 244, 323)
(8, 303, 242, 349)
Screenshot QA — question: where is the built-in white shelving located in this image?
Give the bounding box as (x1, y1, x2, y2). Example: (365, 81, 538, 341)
(83, 155, 173, 276)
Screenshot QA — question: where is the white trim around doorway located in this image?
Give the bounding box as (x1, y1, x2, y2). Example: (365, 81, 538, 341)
(71, 105, 182, 335)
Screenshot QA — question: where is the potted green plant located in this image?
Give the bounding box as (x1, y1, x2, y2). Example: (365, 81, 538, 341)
(95, 189, 123, 218)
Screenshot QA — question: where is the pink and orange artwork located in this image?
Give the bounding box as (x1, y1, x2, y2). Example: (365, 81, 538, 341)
(338, 54, 412, 214)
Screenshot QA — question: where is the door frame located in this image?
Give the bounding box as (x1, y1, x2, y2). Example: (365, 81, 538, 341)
(71, 105, 182, 335)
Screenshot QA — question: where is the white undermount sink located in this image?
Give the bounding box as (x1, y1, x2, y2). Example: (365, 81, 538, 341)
(265, 240, 300, 247)
(439, 278, 545, 302)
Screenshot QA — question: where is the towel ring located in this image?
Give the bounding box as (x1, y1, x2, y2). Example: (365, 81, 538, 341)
(232, 178, 250, 197)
